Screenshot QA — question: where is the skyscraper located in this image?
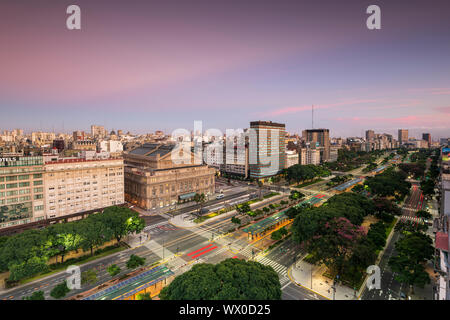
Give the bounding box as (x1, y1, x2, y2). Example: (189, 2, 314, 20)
(422, 133, 431, 146)
(366, 130, 375, 141)
(398, 129, 408, 144)
(249, 121, 286, 179)
(302, 129, 330, 162)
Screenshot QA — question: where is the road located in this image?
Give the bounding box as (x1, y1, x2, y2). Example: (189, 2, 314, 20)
(360, 182, 428, 300)
(0, 186, 285, 300)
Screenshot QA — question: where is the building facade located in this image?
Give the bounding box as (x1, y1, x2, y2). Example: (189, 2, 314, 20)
(0, 154, 124, 230)
(0, 156, 46, 229)
(124, 143, 216, 210)
(249, 121, 286, 179)
(43, 157, 124, 220)
(398, 129, 408, 144)
(302, 129, 330, 162)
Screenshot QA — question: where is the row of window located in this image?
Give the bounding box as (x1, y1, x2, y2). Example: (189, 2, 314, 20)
(1, 180, 42, 189)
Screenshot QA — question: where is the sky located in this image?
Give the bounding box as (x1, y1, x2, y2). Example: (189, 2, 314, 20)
(0, 0, 450, 139)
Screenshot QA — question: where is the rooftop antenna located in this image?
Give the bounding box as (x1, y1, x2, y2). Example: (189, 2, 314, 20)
(312, 105, 314, 129)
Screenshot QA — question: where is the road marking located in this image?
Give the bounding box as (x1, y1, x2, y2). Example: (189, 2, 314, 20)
(187, 243, 214, 256)
(191, 246, 218, 259)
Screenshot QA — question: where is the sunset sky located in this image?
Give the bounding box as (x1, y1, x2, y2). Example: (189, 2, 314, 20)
(1, 0, 450, 138)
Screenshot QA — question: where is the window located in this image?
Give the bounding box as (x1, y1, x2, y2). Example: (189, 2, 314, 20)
(6, 176, 18, 182)
(19, 182, 30, 187)
(33, 180, 43, 186)
(34, 194, 43, 200)
(34, 205, 44, 211)
(6, 183, 17, 189)
(33, 174, 43, 179)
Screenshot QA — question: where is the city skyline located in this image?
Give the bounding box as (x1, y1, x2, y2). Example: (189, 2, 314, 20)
(1, 0, 450, 137)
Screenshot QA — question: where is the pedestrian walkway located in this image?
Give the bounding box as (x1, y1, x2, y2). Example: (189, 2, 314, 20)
(238, 245, 290, 287)
(255, 255, 290, 287)
(290, 259, 356, 300)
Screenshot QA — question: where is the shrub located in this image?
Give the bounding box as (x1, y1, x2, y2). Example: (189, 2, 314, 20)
(107, 264, 121, 277)
(126, 254, 146, 269)
(50, 281, 70, 299)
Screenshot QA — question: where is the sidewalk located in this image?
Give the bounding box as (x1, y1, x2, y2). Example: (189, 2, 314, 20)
(289, 259, 356, 300)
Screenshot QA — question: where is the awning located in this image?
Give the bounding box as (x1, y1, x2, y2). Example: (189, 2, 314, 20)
(179, 192, 196, 200)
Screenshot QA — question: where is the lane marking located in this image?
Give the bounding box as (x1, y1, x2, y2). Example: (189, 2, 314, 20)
(187, 243, 214, 256)
(191, 246, 218, 259)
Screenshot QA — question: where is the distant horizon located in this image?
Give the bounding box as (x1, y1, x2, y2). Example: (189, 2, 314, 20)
(1, 0, 450, 139)
(2, 125, 447, 141)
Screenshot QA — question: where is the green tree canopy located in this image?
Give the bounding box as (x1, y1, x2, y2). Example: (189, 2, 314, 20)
(160, 259, 281, 300)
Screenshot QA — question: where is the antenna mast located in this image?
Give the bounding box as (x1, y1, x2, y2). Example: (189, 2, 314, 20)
(312, 105, 314, 129)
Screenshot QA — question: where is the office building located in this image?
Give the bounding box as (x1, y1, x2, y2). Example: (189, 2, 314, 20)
(423, 133, 432, 146)
(249, 121, 286, 179)
(398, 129, 408, 144)
(302, 129, 330, 162)
(366, 130, 375, 141)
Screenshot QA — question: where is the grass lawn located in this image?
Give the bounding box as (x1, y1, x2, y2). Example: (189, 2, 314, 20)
(385, 217, 397, 237)
(18, 244, 127, 285)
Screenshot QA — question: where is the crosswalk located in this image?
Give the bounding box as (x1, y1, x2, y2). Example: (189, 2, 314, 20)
(239, 246, 290, 287)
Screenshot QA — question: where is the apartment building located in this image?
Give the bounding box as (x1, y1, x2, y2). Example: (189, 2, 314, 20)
(249, 121, 286, 179)
(0, 153, 124, 230)
(43, 156, 124, 220)
(302, 129, 330, 162)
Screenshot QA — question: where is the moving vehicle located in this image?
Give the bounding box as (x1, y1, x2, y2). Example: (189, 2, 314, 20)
(216, 194, 225, 200)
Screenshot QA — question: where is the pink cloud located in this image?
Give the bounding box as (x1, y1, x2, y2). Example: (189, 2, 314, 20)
(435, 106, 450, 114)
(336, 113, 449, 128)
(259, 99, 379, 117)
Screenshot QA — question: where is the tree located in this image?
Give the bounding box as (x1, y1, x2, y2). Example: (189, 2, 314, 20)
(193, 193, 207, 216)
(46, 222, 83, 264)
(136, 292, 152, 300)
(304, 217, 365, 276)
(79, 218, 110, 256)
(236, 203, 251, 214)
(107, 264, 121, 277)
(23, 290, 45, 300)
(50, 281, 70, 299)
(416, 210, 432, 220)
(271, 227, 288, 241)
(0, 229, 49, 276)
(126, 254, 146, 269)
(96, 206, 145, 244)
(388, 232, 434, 293)
(367, 222, 387, 250)
(231, 217, 241, 225)
(160, 259, 281, 300)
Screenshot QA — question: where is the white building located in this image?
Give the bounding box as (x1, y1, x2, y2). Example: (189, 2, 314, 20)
(99, 140, 123, 154)
(43, 156, 124, 220)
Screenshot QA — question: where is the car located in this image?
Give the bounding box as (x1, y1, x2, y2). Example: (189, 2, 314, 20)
(216, 194, 225, 200)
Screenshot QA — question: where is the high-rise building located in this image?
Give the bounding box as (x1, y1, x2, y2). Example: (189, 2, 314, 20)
(366, 130, 375, 141)
(249, 121, 286, 179)
(423, 133, 431, 146)
(91, 125, 106, 139)
(398, 129, 408, 144)
(302, 129, 330, 162)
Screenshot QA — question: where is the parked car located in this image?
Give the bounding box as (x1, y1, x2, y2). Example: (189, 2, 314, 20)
(216, 194, 225, 200)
